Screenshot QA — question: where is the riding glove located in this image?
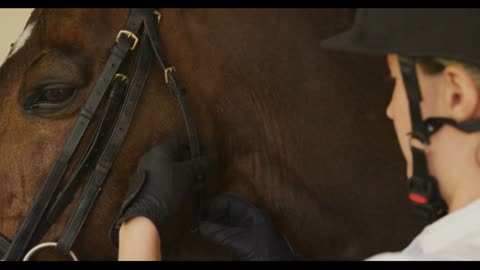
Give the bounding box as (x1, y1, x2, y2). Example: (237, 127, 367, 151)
(199, 194, 295, 261)
(110, 131, 208, 246)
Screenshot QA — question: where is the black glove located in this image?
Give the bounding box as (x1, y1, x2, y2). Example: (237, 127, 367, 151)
(199, 194, 295, 261)
(110, 131, 208, 246)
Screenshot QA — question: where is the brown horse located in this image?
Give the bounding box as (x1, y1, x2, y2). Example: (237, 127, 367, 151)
(0, 8, 423, 260)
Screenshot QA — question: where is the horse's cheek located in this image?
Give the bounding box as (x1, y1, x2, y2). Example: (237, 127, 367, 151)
(0, 113, 72, 238)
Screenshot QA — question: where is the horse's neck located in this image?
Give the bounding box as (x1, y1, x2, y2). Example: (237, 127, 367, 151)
(152, 9, 332, 202)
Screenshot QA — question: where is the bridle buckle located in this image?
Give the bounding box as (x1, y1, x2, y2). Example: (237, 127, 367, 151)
(164, 66, 176, 84)
(113, 73, 129, 83)
(116, 30, 139, 50)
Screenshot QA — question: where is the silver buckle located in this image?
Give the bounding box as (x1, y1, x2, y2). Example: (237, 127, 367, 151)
(22, 242, 79, 261)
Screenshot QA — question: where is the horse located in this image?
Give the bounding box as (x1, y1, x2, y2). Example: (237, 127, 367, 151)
(0, 8, 423, 260)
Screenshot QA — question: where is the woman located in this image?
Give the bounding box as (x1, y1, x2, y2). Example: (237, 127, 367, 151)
(114, 9, 480, 260)
(196, 8, 480, 260)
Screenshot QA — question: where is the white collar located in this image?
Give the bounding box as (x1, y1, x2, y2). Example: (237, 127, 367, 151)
(416, 198, 480, 253)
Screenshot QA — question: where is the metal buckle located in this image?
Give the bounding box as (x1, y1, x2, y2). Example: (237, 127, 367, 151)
(22, 242, 79, 261)
(116, 30, 139, 50)
(164, 66, 176, 84)
(154, 10, 162, 24)
(113, 73, 129, 83)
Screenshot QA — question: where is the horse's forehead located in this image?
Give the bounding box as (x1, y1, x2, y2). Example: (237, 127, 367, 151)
(0, 9, 35, 67)
(41, 9, 128, 46)
(7, 22, 36, 59)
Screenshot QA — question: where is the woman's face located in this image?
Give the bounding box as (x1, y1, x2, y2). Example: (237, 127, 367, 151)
(386, 54, 414, 178)
(385, 54, 445, 178)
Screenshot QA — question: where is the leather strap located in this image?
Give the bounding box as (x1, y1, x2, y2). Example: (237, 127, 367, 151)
(56, 29, 154, 255)
(30, 75, 128, 248)
(145, 16, 201, 159)
(145, 11, 205, 230)
(0, 233, 10, 258)
(2, 9, 143, 261)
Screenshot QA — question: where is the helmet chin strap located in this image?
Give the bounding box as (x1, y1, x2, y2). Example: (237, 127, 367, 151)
(398, 56, 448, 224)
(399, 56, 480, 223)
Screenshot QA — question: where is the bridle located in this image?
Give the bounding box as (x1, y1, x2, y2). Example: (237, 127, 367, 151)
(1, 8, 203, 261)
(0, 8, 203, 261)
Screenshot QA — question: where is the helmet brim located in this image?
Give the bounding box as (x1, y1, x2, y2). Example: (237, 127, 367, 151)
(320, 30, 390, 56)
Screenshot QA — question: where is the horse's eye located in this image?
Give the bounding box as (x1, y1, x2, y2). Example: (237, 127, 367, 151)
(24, 84, 77, 111)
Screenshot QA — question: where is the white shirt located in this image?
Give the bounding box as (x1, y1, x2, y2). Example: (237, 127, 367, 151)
(366, 198, 480, 261)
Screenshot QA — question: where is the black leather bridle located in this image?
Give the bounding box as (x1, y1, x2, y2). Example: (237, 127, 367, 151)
(0, 8, 202, 261)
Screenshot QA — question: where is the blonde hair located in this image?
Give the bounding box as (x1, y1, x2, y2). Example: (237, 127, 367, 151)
(417, 57, 480, 87)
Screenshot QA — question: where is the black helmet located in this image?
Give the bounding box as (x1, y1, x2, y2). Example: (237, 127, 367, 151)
(321, 8, 480, 67)
(320, 8, 480, 224)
